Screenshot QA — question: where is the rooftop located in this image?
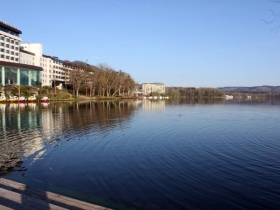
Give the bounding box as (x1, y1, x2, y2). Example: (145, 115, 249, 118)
(20, 49, 35, 56)
(0, 20, 22, 35)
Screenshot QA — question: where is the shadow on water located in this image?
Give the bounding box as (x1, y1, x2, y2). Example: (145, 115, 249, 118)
(0, 176, 114, 209)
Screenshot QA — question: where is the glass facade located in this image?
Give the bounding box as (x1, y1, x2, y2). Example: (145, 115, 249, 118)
(0, 65, 41, 86)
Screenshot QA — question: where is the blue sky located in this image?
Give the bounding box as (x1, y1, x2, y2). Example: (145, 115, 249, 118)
(1, 0, 280, 87)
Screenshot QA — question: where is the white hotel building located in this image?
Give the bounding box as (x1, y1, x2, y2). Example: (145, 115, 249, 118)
(0, 21, 21, 63)
(20, 43, 66, 87)
(142, 83, 165, 95)
(0, 20, 42, 86)
(0, 20, 72, 87)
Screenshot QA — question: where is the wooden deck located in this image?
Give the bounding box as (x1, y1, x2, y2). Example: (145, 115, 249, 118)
(0, 178, 111, 210)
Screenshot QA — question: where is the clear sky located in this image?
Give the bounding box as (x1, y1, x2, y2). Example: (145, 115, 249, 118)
(1, 0, 280, 87)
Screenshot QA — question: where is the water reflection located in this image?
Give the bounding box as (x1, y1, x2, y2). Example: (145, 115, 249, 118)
(0, 103, 44, 175)
(141, 100, 165, 111)
(166, 97, 224, 105)
(0, 101, 138, 175)
(0, 99, 230, 176)
(1, 97, 279, 163)
(223, 97, 280, 105)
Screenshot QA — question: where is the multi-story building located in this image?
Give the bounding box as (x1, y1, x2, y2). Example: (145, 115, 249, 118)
(19, 43, 67, 87)
(142, 83, 165, 95)
(20, 43, 50, 86)
(20, 43, 42, 66)
(51, 57, 65, 86)
(0, 20, 42, 86)
(20, 49, 35, 65)
(0, 20, 21, 63)
(41, 54, 53, 86)
(62, 61, 74, 86)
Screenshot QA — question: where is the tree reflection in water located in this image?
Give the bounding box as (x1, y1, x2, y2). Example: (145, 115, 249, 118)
(0, 101, 138, 176)
(2, 98, 279, 176)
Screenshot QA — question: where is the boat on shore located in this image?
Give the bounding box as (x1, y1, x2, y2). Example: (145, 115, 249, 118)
(0, 95, 6, 102)
(0, 95, 50, 103)
(28, 95, 37, 102)
(40, 96, 50, 102)
(8, 95, 18, 102)
(18, 96, 27, 103)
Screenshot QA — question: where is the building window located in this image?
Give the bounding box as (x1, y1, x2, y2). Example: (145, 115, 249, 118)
(11, 57, 14, 60)
(0, 49, 4, 52)
(11, 40, 14, 44)
(11, 51, 14, 55)
(16, 53, 18, 56)
(0, 55, 4, 58)
(6, 56, 9, 59)
(15, 47, 18, 50)
(11, 46, 14, 49)
(0, 43, 3, 46)
(15, 58, 18, 61)
(6, 44, 9, 48)
(0, 37, 4, 41)
(6, 38, 10, 42)
(6, 50, 9, 54)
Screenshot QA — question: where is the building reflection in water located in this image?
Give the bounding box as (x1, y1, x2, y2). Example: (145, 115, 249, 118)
(0, 103, 43, 175)
(0, 101, 139, 175)
(0, 99, 232, 175)
(141, 99, 165, 111)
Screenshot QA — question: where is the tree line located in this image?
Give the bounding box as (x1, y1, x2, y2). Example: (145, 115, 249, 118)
(224, 92, 280, 98)
(64, 61, 136, 97)
(166, 87, 225, 98)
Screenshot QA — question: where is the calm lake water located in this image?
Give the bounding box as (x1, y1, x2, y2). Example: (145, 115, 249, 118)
(1, 99, 280, 209)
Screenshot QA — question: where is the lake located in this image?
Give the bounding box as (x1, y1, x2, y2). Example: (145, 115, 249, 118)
(1, 99, 280, 209)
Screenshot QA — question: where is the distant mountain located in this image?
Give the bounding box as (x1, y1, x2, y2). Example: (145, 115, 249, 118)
(218, 86, 280, 93)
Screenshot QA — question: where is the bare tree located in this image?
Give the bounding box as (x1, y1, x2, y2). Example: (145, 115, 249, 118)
(70, 68, 86, 96)
(68, 62, 136, 97)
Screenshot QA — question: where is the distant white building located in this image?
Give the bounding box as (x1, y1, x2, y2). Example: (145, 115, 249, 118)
(142, 83, 165, 95)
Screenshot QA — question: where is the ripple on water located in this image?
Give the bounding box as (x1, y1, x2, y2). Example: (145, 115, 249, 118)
(2, 102, 280, 209)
